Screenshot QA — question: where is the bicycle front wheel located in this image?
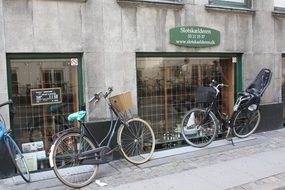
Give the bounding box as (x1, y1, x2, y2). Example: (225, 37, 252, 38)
(181, 108, 218, 148)
(4, 136, 30, 182)
(118, 118, 155, 164)
(233, 108, 261, 138)
(51, 132, 98, 188)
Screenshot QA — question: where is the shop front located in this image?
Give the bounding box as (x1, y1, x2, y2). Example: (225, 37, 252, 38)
(5, 53, 83, 172)
(136, 53, 241, 148)
(1, 0, 284, 179)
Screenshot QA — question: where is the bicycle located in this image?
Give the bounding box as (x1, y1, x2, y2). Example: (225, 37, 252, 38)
(0, 100, 30, 182)
(49, 87, 155, 188)
(181, 68, 272, 148)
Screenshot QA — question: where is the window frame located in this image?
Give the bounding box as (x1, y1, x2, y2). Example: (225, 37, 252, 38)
(6, 53, 84, 110)
(208, 0, 252, 9)
(117, 0, 184, 7)
(274, 0, 285, 12)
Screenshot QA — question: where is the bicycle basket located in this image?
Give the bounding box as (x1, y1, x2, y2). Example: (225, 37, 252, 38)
(195, 87, 216, 103)
(109, 91, 133, 112)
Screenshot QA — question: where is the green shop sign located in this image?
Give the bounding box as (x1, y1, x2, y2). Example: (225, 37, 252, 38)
(169, 26, 220, 48)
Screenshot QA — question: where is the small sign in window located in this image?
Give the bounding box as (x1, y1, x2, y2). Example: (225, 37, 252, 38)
(30, 88, 62, 106)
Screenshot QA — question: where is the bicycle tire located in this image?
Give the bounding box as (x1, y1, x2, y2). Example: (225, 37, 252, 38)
(118, 118, 155, 164)
(181, 108, 218, 148)
(233, 108, 261, 138)
(4, 136, 30, 182)
(50, 132, 98, 188)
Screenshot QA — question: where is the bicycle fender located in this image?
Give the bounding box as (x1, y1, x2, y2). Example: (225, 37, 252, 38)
(49, 144, 55, 168)
(49, 127, 80, 168)
(56, 127, 80, 137)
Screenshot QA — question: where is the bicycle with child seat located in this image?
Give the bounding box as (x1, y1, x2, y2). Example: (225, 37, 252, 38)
(49, 87, 155, 188)
(181, 68, 272, 148)
(0, 100, 30, 182)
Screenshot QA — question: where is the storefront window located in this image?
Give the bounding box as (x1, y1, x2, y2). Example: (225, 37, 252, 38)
(117, 0, 183, 5)
(9, 57, 81, 171)
(274, 0, 285, 11)
(136, 57, 234, 148)
(208, 0, 252, 9)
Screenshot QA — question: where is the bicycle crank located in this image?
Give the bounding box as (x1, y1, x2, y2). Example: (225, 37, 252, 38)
(80, 146, 114, 165)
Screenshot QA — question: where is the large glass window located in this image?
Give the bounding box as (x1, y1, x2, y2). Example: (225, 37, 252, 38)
(117, 0, 183, 5)
(208, 0, 252, 9)
(9, 57, 81, 171)
(274, 0, 285, 11)
(136, 56, 235, 147)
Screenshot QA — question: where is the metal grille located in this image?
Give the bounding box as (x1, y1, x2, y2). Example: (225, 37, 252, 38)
(10, 60, 78, 155)
(137, 57, 229, 146)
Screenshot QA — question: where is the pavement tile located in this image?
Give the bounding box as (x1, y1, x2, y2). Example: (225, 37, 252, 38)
(2, 128, 285, 189)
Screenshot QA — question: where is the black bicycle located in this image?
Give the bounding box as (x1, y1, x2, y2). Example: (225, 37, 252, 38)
(181, 68, 272, 148)
(49, 87, 155, 188)
(0, 100, 30, 182)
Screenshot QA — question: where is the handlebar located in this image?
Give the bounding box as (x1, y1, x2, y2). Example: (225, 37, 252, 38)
(209, 80, 229, 89)
(0, 99, 13, 108)
(89, 87, 113, 103)
(209, 80, 228, 95)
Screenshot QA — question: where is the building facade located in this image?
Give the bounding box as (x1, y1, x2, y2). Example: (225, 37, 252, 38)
(0, 0, 285, 177)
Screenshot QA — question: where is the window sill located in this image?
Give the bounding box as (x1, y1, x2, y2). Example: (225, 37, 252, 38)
(46, 0, 87, 2)
(272, 10, 285, 17)
(205, 4, 255, 14)
(117, 0, 184, 9)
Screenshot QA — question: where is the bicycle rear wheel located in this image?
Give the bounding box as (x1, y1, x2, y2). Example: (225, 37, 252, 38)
(181, 108, 218, 148)
(118, 118, 155, 164)
(4, 136, 30, 182)
(50, 132, 98, 188)
(233, 108, 261, 138)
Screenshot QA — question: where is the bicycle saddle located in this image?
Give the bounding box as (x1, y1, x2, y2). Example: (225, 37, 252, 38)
(68, 111, 86, 122)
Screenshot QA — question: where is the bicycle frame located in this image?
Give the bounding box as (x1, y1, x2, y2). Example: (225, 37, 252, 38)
(80, 104, 125, 149)
(205, 85, 253, 131)
(55, 95, 130, 165)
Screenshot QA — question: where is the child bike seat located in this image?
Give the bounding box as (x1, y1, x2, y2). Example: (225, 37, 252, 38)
(68, 111, 86, 122)
(245, 68, 272, 97)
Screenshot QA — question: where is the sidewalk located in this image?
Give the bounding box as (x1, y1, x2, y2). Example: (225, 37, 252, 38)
(1, 128, 285, 190)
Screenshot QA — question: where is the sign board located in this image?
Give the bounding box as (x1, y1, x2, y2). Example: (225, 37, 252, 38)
(30, 88, 62, 106)
(169, 26, 220, 48)
(70, 58, 78, 66)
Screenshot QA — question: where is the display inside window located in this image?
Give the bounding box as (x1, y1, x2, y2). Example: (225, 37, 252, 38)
(10, 59, 79, 171)
(136, 57, 234, 148)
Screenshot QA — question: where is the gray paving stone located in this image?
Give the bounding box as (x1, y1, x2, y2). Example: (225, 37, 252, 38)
(2, 129, 285, 189)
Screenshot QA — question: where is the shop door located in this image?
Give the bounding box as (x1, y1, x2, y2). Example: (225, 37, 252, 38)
(9, 58, 81, 170)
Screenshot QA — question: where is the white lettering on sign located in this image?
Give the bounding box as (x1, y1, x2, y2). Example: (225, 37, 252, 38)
(180, 27, 212, 34)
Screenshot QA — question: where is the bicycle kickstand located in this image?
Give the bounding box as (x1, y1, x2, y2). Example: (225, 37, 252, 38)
(226, 128, 235, 146)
